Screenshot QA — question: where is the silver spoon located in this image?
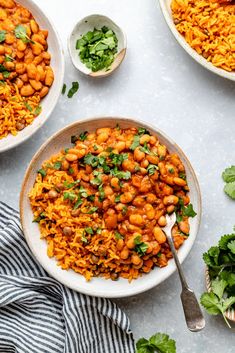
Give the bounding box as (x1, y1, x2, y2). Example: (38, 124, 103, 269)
(162, 213, 205, 332)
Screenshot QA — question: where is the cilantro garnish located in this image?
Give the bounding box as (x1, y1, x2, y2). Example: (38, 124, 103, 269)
(38, 168, 46, 177)
(98, 184, 105, 201)
(53, 161, 62, 170)
(134, 235, 148, 256)
(222, 166, 235, 200)
(63, 180, 80, 189)
(115, 231, 124, 240)
(33, 212, 46, 223)
(62, 83, 66, 95)
(86, 206, 98, 214)
(109, 153, 128, 166)
(67, 81, 79, 98)
(136, 333, 176, 353)
(137, 127, 150, 136)
(79, 131, 88, 141)
(5, 54, 14, 62)
(147, 164, 158, 176)
(84, 227, 94, 235)
(111, 167, 131, 180)
(73, 198, 83, 209)
(130, 135, 140, 150)
(115, 195, 121, 203)
(0, 30, 6, 43)
(14, 25, 34, 44)
(64, 192, 76, 201)
(140, 142, 151, 155)
(76, 26, 118, 72)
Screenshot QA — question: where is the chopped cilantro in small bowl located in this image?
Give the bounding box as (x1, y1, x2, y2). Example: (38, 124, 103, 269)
(68, 14, 127, 77)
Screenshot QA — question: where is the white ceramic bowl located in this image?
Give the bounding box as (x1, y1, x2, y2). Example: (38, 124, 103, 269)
(20, 116, 201, 298)
(0, 0, 64, 153)
(68, 14, 127, 77)
(159, 0, 235, 81)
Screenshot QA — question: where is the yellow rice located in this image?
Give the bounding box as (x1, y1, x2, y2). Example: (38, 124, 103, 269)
(171, 0, 235, 72)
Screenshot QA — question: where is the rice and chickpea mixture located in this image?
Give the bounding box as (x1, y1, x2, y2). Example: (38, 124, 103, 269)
(171, 0, 235, 72)
(0, 0, 54, 139)
(29, 126, 197, 282)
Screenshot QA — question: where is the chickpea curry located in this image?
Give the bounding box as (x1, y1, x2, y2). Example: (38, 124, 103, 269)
(29, 126, 197, 282)
(0, 0, 54, 139)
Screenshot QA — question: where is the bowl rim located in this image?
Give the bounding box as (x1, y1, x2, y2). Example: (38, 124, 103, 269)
(159, 0, 235, 82)
(20, 116, 202, 298)
(0, 0, 65, 153)
(67, 14, 127, 78)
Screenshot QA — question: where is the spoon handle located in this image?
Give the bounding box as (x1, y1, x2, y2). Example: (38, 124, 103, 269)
(166, 232, 205, 332)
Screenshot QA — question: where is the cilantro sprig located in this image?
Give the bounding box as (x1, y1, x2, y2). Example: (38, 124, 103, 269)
(136, 332, 176, 353)
(14, 25, 34, 44)
(201, 231, 235, 328)
(222, 166, 235, 200)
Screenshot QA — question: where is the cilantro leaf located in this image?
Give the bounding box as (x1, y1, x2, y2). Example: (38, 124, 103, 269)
(0, 30, 6, 43)
(73, 198, 83, 209)
(130, 135, 140, 150)
(182, 204, 197, 218)
(86, 206, 98, 214)
(111, 167, 131, 180)
(200, 292, 223, 315)
(115, 231, 124, 240)
(53, 161, 61, 170)
(222, 166, 235, 183)
(33, 105, 42, 116)
(224, 181, 235, 200)
(64, 191, 76, 201)
(228, 240, 235, 255)
(67, 81, 79, 98)
(84, 227, 94, 235)
(203, 246, 220, 267)
(14, 25, 34, 43)
(223, 296, 235, 311)
(109, 152, 128, 166)
(140, 142, 152, 155)
(147, 164, 158, 176)
(62, 83, 66, 94)
(38, 168, 46, 177)
(211, 279, 227, 299)
(219, 234, 235, 250)
(136, 333, 176, 353)
(79, 131, 88, 141)
(138, 127, 150, 136)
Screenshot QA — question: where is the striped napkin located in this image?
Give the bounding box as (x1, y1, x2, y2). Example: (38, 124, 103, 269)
(0, 202, 135, 353)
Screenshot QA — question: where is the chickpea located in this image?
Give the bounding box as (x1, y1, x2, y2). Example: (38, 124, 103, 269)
(17, 39, 27, 52)
(45, 67, 54, 86)
(16, 121, 25, 131)
(163, 195, 179, 206)
(145, 242, 153, 254)
(16, 50, 24, 59)
(15, 63, 26, 74)
(140, 134, 151, 145)
(61, 160, 69, 171)
(65, 154, 78, 162)
(48, 190, 58, 199)
(96, 131, 109, 144)
(15, 78, 23, 89)
(129, 214, 144, 226)
(167, 205, 175, 213)
(173, 177, 187, 186)
(110, 272, 119, 281)
(117, 239, 124, 251)
(27, 63, 37, 79)
(162, 185, 173, 196)
(30, 19, 39, 33)
(158, 216, 167, 227)
(131, 254, 142, 266)
(29, 79, 42, 91)
(126, 234, 140, 249)
(122, 159, 136, 173)
(0, 45, 5, 55)
(134, 147, 145, 162)
(145, 203, 155, 218)
(149, 135, 157, 145)
(5, 33, 15, 44)
(33, 55, 43, 65)
(158, 145, 167, 159)
(96, 127, 111, 135)
(32, 34, 47, 46)
(179, 220, 190, 234)
(63, 226, 72, 236)
(146, 193, 157, 203)
(4, 61, 14, 71)
(31, 42, 44, 55)
(42, 51, 51, 60)
(147, 154, 159, 165)
(37, 206, 44, 214)
(153, 227, 167, 244)
(110, 177, 120, 190)
(120, 247, 129, 260)
(20, 84, 35, 96)
(115, 141, 126, 152)
(120, 192, 134, 204)
(39, 86, 49, 98)
(105, 212, 117, 229)
(71, 209, 80, 217)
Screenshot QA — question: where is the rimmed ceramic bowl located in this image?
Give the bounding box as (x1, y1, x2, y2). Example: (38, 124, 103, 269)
(0, 0, 64, 153)
(159, 0, 235, 81)
(20, 116, 201, 298)
(68, 14, 127, 77)
(205, 267, 235, 322)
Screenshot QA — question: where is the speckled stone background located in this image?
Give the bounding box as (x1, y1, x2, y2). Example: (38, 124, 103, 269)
(0, 0, 235, 351)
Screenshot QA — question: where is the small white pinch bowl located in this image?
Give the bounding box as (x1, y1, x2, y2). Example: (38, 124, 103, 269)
(20, 116, 201, 298)
(0, 0, 64, 153)
(68, 14, 127, 78)
(159, 0, 235, 81)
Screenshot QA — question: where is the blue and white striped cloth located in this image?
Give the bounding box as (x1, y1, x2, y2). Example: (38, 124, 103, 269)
(0, 202, 135, 353)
